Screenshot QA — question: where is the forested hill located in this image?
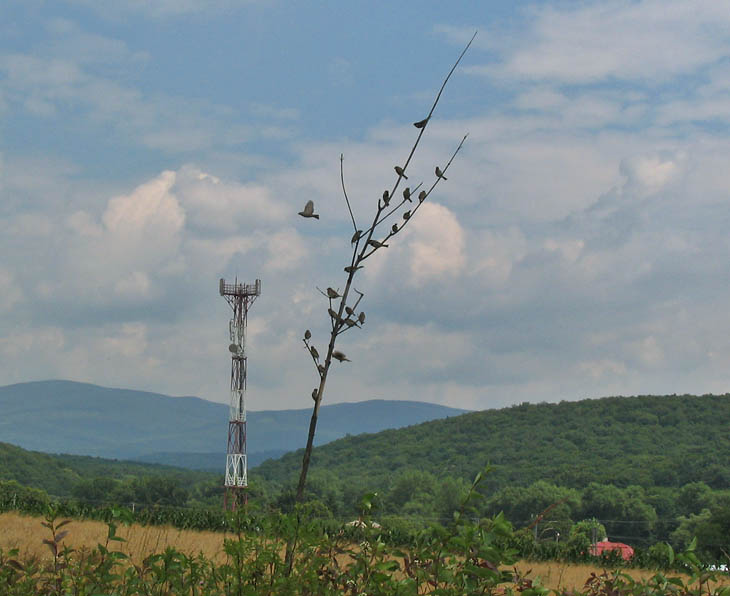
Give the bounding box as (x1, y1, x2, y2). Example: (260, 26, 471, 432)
(0, 441, 216, 497)
(255, 394, 730, 492)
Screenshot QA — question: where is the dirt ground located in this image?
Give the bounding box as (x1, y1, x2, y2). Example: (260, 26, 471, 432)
(1, 511, 727, 592)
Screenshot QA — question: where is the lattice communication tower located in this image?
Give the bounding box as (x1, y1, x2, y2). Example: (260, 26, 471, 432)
(219, 277, 261, 510)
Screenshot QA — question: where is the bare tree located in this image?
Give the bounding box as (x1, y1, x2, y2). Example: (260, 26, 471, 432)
(295, 33, 476, 504)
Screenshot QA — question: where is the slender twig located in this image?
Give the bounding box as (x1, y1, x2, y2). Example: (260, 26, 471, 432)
(340, 154, 358, 233)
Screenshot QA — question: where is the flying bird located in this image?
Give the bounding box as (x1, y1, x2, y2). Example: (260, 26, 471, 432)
(298, 200, 319, 219)
(435, 166, 447, 180)
(394, 166, 408, 179)
(332, 350, 351, 362)
(326, 287, 340, 299)
(312, 388, 318, 401)
(368, 239, 388, 249)
(403, 210, 411, 220)
(310, 346, 320, 360)
(304, 329, 311, 340)
(413, 117, 429, 129)
(344, 265, 363, 273)
(358, 312, 366, 324)
(351, 230, 363, 245)
(418, 190, 427, 202)
(403, 187, 412, 202)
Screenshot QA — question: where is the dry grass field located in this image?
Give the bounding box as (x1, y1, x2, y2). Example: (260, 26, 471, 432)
(0, 512, 228, 565)
(1, 511, 728, 592)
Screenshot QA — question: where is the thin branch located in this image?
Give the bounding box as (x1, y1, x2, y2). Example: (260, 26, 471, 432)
(340, 154, 358, 233)
(390, 31, 477, 193)
(425, 32, 477, 126)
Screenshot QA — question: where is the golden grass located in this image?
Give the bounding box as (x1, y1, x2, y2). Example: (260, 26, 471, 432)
(2, 512, 728, 592)
(0, 512, 227, 565)
(510, 560, 730, 592)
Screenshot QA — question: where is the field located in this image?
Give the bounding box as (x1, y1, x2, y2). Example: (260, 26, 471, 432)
(3, 512, 728, 593)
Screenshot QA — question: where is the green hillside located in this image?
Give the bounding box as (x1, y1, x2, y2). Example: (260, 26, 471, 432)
(0, 441, 218, 499)
(251, 394, 730, 552)
(256, 393, 730, 492)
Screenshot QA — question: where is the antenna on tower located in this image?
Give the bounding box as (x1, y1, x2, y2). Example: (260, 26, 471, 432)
(219, 276, 261, 510)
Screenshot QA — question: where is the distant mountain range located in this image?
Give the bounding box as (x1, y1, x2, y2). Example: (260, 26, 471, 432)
(0, 380, 466, 469)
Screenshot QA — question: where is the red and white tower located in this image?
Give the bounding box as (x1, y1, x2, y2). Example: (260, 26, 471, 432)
(219, 277, 261, 510)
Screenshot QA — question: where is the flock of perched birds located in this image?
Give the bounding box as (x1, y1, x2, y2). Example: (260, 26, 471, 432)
(297, 115, 450, 385)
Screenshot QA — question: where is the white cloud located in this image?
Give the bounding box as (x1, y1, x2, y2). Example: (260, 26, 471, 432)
(464, 1, 730, 84)
(405, 202, 465, 285)
(619, 153, 684, 197)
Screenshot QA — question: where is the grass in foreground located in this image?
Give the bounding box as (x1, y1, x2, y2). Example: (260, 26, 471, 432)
(2, 509, 729, 595)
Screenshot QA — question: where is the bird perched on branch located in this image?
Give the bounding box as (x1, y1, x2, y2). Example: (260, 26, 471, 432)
(328, 308, 341, 323)
(326, 287, 340, 299)
(310, 346, 319, 360)
(318, 364, 326, 375)
(345, 306, 354, 316)
(368, 239, 388, 249)
(403, 187, 412, 202)
(391, 223, 399, 234)
(418, 190, 427, 202)
(332, 350, 351, 362)
(351, 230, 363, 245)
(298, 200, 319, 219)
(394, 166, 408, 179)
(344, 265, 363, 273)
(413, 117, 429, 129)
(383, 190, 390, 206)
(403, 210, 411, 221)
(312, 388, 318, 401)
(435, 166, 447, 180)
(304, 329, 311, 340)
(358, 312, 366, 325)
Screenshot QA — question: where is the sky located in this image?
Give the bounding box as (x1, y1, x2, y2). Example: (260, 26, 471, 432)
(2, 1, 730, 412)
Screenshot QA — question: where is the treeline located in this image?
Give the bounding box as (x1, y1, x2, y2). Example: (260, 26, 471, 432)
(266, 471, 730, 560)
(4, 469, 729, 561)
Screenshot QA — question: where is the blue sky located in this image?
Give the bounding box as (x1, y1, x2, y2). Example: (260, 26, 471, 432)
(2, 1, 730, 411)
